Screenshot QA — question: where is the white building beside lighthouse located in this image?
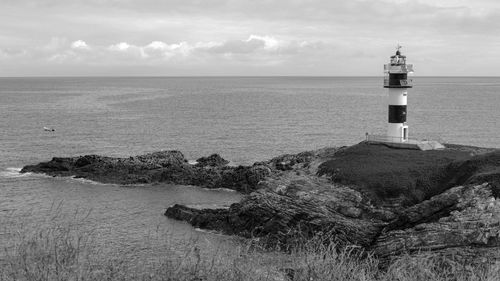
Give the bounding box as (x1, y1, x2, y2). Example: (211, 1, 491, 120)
(384, 45, 413, 142)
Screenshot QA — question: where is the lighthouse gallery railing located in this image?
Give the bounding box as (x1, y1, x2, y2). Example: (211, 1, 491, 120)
(384, 64, 414, 73)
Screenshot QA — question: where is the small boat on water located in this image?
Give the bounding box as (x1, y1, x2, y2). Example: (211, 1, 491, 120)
(43, 126, 55, 132)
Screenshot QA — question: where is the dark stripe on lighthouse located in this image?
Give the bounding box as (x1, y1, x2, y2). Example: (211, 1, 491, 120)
(384, 72, 412, 88)
(388, 73, 407, 86)
(388, 105, 407, 123)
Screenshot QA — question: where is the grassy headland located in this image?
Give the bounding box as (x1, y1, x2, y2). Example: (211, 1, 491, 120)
(317, 142, 499, 206)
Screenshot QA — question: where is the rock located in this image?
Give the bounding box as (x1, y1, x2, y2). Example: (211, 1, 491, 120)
(74, 155, 97, 167)
(166, 190, 384, 248)
(373, 183, 500, 268)
(338, 206, 362, 218)
(167, 164, 390, 247)
(382, 185, 464, 232)
(164, 144, 500, 269)
(21, 157, 75, 174)
(195, 154, 229, 167)
(166, 181, 500, 269)
(136, 151, 186, 167)
(268, 151, 316, 171)
(165, 204, 234, 234)
(213, 164, 272, 193)
(21, 151, 275, 192)
(246, 165, 272, 187)
(21, 142, 500, 269)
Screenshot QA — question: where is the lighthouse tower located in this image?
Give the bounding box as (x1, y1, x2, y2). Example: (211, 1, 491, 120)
(384, 45, 413, 142)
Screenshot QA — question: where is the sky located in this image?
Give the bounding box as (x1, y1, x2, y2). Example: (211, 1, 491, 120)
(1, 0, 499, 76)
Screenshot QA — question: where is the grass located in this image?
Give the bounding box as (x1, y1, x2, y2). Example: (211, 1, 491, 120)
(2, 209, 500, 281)
(317, 142, 499, 206)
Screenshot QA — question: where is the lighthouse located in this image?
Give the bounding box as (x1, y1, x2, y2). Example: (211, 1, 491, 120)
(366, 47, 443, 150)
(383, 45, 413, 142)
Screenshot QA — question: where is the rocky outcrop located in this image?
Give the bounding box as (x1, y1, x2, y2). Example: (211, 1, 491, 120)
(22, 143, 500, 268)
(267, 151, 317, 171)
(166, 155, 396, 248)
(167, 189, 384, 248)
(165, 144, 500, 268)
(21, 151, 272, 192)
(166, 181, 500, 268)
(373, 183, 500, 267)
(195, 154, 229, 167)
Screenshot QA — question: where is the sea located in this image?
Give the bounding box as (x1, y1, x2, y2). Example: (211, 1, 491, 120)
(0, 76, 499, 262)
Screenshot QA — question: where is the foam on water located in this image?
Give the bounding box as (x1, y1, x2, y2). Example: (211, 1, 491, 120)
(202, 187, 237, 192)
(194, 228, 227, 236)
(0, 168, 117, 186)
(185, 204, 231, 210)
(0, 167, 29, 178)
(188, 160, 245, 166)
(68, 176, 116, 186)
(180, 184, 237, 193)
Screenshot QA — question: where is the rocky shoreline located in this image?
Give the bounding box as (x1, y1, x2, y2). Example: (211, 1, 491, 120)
(22, 142, 500, 268)
(21, 151, 272, 193)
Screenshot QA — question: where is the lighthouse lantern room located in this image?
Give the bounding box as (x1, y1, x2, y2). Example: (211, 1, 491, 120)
(384, 45, 413, 142)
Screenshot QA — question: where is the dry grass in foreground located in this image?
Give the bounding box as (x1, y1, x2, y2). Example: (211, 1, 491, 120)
(1, 217, 500, 281)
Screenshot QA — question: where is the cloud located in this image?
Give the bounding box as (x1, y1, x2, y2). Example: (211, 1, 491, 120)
(0, 35, 321, 68)
(206, 36, 267, 54)
(104, 36, 319, 62)
(142, 41, 191, 58)
(71, 40, 90, 50)
(108, 42, 131, 51)
(1, 0, 499, 75)
(200, 35, 311, 57)
(250, 35, 280, 51)
(42, 37, 68, 52)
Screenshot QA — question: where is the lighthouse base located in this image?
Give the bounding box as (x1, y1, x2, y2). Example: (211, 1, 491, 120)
(365, 134, 445, 151)
(387, 123, 409, 143)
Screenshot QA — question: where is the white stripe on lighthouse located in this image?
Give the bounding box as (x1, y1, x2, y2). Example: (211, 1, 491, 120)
(388, 89, 407, 105)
